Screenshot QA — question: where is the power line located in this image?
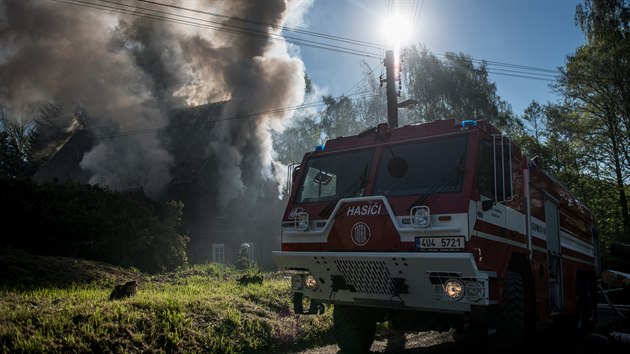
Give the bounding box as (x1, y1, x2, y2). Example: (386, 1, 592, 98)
(52, 0, 576, 91)
(138, 0, 385, 51)
(343, 60, 385, 97)
(45, 0, 388, 141)
(47, 0, 575, 134)
(55, 0, 563, 79)
(486, 70, 555, 82)
(411, 0, 425, 40)
(55, 0, 383, 58)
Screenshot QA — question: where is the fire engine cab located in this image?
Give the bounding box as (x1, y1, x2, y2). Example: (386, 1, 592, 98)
(272, 118, 599, 353)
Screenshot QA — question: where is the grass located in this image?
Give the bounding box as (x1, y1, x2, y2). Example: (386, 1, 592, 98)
(0, 256, 334, 353)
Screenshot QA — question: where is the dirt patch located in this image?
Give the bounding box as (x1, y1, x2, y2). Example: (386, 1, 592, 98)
(292, 328, 456, 353)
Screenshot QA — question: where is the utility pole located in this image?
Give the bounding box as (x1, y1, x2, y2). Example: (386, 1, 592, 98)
(384, 49, 399, 129)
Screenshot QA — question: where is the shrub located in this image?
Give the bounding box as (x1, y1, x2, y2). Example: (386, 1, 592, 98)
(0, 177, 188, 272)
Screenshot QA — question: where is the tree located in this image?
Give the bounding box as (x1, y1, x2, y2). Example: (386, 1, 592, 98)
(400, 46, 517, 132)
(354, 60, 387, 129)
(273, 73, 324, 165)
(0, 106, 37, 178)
(273, 115, 323, 164)
(0, 130, 25, 178)
(514, 101, 552, 171)
(557, 0, 630, 240)
(320, 95, 360, 139)
(0, 177, 189, 273)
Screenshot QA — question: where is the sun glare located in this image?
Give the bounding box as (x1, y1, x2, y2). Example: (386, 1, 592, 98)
(381, 13, 412, 47)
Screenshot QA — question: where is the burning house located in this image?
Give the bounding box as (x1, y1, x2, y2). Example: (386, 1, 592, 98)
(32, 102, 287, 268)
(2, 0, 309, 269)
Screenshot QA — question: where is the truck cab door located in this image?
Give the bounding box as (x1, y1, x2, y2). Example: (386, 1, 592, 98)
(476, 136, 513, 231)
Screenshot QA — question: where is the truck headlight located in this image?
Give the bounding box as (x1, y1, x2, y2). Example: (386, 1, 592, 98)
(296, 212, 309, 231)
(465, 281, 484, 300)
(443, 278, 464, 300)
(304, 274, 318, 290)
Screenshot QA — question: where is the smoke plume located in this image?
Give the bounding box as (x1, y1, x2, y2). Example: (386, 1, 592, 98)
(0, 0, 306, 204)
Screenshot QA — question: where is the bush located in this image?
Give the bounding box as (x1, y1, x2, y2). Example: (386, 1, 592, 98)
(0, 177, 188, 272)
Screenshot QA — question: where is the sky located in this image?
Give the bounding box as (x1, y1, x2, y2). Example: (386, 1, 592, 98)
(294, 0, 586, 116)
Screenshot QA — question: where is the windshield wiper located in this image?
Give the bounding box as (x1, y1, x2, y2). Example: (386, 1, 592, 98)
(319, 164, 369, 218)
(408, 155, 467, 211)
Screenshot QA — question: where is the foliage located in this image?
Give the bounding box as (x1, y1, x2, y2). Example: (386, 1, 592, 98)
(497, 0, 630, 258)
(0, 107, 38, 178)
(272, 73, 326, 165)
(556, 0, 630, 240)
(273, 114, 323, 164)
(354, 60, 387, 129)
(400, 46, 517, 131)
(0, 177, 188, 273)
(0, 257, 334, 353)
(0, 131, 27, 178)
(513, 100, 628, 265)
(320, 95, 361, 139)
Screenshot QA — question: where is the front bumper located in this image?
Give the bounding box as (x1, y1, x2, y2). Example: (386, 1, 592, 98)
(273, 251, 490, 313)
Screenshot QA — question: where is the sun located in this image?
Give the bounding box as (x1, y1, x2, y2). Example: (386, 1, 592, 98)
(381, 13, 412, 48)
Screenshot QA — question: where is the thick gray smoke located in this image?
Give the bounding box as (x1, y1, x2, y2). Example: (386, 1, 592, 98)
(177, 1, 306, 207)
(0, 0, 306, 204)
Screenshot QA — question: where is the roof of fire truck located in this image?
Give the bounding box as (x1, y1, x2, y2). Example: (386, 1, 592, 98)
(321, 118, 500, 151)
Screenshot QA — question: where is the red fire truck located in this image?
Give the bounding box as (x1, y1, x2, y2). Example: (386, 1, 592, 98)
(272, 118, 599, 353)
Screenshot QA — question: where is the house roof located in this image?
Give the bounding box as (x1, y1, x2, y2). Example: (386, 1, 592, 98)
(32, 128, 95, 185)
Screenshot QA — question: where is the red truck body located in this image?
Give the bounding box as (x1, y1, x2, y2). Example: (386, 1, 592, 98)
(273, 119, 598, 351)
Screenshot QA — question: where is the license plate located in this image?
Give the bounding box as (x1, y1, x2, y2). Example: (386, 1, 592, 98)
(415, 236, 464, 251)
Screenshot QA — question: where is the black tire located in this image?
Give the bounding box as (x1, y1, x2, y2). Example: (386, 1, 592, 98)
(576, 277, 597, 335)
(493, 271, 525, 354)
(334, 304, 376, 354)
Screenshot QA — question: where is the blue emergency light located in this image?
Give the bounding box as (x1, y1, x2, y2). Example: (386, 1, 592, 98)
(461, 120, 477, 128)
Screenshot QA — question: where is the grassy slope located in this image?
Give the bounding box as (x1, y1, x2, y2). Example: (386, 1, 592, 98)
(0, 255, 333, 353)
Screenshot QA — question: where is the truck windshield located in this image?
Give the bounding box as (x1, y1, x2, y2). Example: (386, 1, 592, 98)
(295, 149, 375, 204)
(373, 134, 469, 197)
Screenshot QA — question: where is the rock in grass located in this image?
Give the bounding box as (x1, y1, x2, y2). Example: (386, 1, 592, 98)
(109, 280, 138, 300)
(237, 274, 263, 285)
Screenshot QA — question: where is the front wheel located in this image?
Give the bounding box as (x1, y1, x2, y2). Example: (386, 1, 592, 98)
(334, 304, 376, 353)
(493, 271, 525, 354)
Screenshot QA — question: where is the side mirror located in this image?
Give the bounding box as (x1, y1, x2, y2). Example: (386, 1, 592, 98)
(481, 199, 494, 212)
(292, 166, 300, 183)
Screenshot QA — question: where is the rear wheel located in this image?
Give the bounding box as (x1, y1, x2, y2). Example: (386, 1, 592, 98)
(493, 271, 525, 353)
(576, 276, 597, 335)
(334, 305, 376, 353)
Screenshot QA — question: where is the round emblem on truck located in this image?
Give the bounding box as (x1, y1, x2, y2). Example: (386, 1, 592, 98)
(351, 222, 371, 246)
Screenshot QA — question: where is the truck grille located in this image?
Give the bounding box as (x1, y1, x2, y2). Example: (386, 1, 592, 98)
(334, 260, 393, 295)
